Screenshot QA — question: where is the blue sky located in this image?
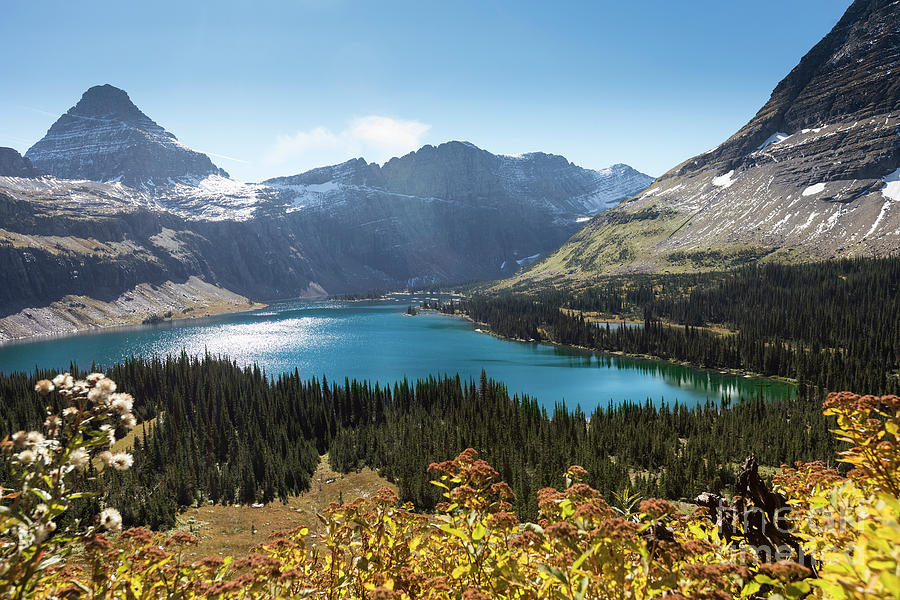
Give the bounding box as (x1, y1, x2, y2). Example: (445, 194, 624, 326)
(1, 0, 851, 182)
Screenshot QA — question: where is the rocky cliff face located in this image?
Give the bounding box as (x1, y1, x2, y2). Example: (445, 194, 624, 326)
(0, 148, 42, 178)
(512, 0, 900, 285)
(25, 85, 228, 189)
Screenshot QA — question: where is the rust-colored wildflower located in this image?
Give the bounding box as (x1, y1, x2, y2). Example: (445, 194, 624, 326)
(83, 533, 112, 554)
(486, 511, 519, 529)
(490, 481, 515, 499)
(132, 545, 168, 562)
(592, 517, 640, 541)
(121, 527, 154, 545)
(468, 459, 499, 483)
(544, 521, 579, 541)
(279, 567, 306, 581)
(233, 554, 281, 570)
(370, 586, 399, 599)
(462, 587, 491, 600)
(572, 501, 613, 522)
(757, 560, 812, 582)
(510, 530, 542, 548)
(424, 576, 452, 593)
(449, 485, 477, 502)
(373, 486, 400, 504)
(640, 498, 676, 518)
(165, 532, 200, 546)
(680, 539, 715, 556)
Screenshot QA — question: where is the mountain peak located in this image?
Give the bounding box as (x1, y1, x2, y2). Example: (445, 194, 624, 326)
(26, 85, 227, 188)
(70, 84, 155, 126)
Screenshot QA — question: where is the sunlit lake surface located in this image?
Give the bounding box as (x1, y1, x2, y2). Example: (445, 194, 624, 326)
(0, 298, 794, 412)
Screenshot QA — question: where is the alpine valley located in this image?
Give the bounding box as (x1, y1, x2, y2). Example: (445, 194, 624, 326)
(0, 85, 651, 339)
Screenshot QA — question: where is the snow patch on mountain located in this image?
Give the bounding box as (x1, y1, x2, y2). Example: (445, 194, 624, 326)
(271, 180, 345, 212)
(0, 175, 163, 212)
(882, 168, 900, 202)
(803, 183, 827, 196)
(757, 132, 791, 150)
(157, 175, 267, 221)
(712, 170, 736, 188)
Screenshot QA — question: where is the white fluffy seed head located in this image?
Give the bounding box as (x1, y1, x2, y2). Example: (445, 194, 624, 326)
(69, 448, 90, 469)
(88, 387, 110, 406)
(96, 379, 117, 394)
(111, 453, 133, 471)
(110, 394, 134, 415)
(86, 373, 106, 384)
(98, 451, 114, 467)
(99, 508, 122, 531)
(16, 449, 36, 465)
(34, 380, 54, 395)
(52, 374, 74, 389)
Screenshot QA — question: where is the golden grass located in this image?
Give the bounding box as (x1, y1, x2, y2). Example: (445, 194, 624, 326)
(171, 455, 394, 559)
(91, 417, 158, 470)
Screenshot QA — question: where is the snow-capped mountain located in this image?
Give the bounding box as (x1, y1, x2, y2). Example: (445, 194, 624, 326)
(26, 84, 228, 189)
(266, 141, 652, 224)
(513, 0, 900, 283)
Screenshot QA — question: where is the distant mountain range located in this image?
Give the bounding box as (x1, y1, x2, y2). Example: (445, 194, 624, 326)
(512, 0, 899, 285)
(0, 86, 651, 338)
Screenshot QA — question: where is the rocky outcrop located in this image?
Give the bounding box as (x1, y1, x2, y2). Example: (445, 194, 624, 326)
(25, 85, 227, 188)
(512, 0, 900, 285)
(0, 148, 42, 178)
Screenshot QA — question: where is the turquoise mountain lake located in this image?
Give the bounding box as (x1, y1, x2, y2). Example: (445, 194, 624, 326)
(0, 298, 794, 411)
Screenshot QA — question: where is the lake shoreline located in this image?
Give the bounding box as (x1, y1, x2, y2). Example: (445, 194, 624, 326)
(0, 277, 267, 345)
(425, 308, 798, 388)
(1, 298, 794, 409)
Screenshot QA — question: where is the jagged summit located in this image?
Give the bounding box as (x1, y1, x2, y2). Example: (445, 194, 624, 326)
(26, 84, 227, 188)
(72, 84, 162, 128)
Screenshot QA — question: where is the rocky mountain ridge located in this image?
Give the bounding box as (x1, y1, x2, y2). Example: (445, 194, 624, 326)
(511, 0, 900, 285)
(266, 141, 652, 224)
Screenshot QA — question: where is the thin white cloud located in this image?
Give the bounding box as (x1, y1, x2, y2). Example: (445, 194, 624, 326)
(195, 149, 250, 164)
(18, 105, 59, 117)
(265, 116, 431, 173)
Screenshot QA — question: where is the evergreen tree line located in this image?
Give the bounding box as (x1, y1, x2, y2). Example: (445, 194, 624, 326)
(1, 355, 833, 525)
(427, 258, 900, 394)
